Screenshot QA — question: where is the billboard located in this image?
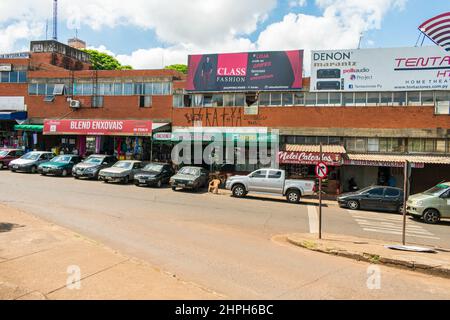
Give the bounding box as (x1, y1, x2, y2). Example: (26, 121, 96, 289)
(43, 119, 153, 136)
(187, 50, 303, 92)
(310, 46, 449, 92)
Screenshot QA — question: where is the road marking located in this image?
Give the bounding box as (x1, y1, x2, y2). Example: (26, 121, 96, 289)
(348, 210, 440, 240)
(307, 205, 319, 234)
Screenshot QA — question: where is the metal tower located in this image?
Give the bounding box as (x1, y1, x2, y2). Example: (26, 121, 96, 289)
(52, 0, 58, 41)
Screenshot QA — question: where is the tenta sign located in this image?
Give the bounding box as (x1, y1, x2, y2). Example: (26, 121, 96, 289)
(315, 162, 328, 179)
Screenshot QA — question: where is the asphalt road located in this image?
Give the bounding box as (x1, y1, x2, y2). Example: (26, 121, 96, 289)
(1, 170, 450, 299)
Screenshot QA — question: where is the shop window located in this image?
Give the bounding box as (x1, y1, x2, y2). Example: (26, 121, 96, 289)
(380, 92, 393, 105)
(305, 93, 316, 106)
(282, 93, 294, 106)
(223, 94, 234, 107)
(317, 92, 328, 105)
(270, 93, 282, 106)
(234, 94, 245, 107)
(294, 93, 304, 105)
(92, 96, 104, 108)
(123, 83, 133, 95)
(421, 91, 434, 105)
(114, 83, 123, 95)
(367, 92, 380, 105)
(258, 93, 270, 106)
(368, 138, 379, 152)
(355, 92, 367, 105)
(139, 96, 152, 108)
(393, 92, 406, 106)
(53, 84, 65, 96)
(343, 92, 354, 106)
(407, 91, 421, 105)
(329, 92, 341, 105)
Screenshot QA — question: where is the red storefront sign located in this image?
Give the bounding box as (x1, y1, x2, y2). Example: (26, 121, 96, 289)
(43, 119, 153, 136)
(278, 151, 342, 166)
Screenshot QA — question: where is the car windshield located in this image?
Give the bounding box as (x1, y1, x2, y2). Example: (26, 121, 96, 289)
(0, 150, 9, 157)
(179, 167, 200, 176)
(51, 156, 72, 163)
(113, 162, 132, 169)
(84, 157, 103, 164)
(424, 184, 450, 196)
(143, 164, 164, 172)
(358, 187, 373, 194)
(21, 153, 41, 160)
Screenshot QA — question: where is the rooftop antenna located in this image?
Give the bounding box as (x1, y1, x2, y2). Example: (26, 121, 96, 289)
(52, 0, 58, 41)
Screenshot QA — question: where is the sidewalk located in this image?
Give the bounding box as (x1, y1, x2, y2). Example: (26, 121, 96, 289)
(0, 204, 223, 300)
(287, 233, 450, 278)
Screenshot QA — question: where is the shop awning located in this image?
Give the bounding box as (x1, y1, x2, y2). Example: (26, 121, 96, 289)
(14, 124, 43, 132)
(0, 111, 27, 121)
(285, 144, 347, 154)
(345, 154, 450, 167)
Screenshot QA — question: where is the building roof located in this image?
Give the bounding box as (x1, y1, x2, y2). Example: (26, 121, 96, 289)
(346, 154, 450, 165)
(285, 144, 346, 154)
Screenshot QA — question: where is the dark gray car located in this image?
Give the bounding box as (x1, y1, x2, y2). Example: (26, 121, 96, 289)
(170, 166, 209, 192)
(72, 155, 117, 180)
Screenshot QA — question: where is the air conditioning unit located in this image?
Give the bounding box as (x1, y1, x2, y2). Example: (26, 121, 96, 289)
(70, 100, 81, 108)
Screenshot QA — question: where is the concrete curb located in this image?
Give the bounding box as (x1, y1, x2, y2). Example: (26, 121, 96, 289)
(287, 233, 450, 279)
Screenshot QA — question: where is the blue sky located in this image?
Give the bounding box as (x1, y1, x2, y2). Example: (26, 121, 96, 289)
(1, 0, 448, 69)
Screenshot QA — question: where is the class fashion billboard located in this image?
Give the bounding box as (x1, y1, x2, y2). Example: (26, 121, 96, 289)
(187, 50, 303, 92)
(311, 46, 449, 92)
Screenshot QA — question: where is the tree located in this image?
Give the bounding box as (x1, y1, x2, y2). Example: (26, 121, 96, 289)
(82, 49, 133, 70)
(165, 64, 188, 74)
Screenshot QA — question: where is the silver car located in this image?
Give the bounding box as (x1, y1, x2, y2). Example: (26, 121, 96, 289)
(98, 160, 144, 184)
(9, 151, 55, 173)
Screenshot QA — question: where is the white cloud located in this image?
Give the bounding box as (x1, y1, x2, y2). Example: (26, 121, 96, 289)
(289, 0, 307, 7)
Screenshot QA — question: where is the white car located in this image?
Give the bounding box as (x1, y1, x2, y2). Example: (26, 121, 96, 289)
(9, 151, 55, 173)
(98, 160, 144, 184)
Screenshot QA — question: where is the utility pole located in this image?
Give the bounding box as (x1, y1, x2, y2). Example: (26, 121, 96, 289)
(402, 160, 410, 245)
(53, 0, 58, 41)
(318, 143, 323, 240)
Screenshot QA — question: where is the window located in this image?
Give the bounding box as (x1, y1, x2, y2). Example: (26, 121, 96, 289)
(368, 138, 379, 152)
(346, 138, 367, 152)
(407, 91, 421, 105)
(250, 170, 267, 178)
(436, 91, 449, 103)
(162, 82, 171, 95)
(282, 93, 294, 106)
(268, 170, 282, 179)
(44, 95, 55, 102)
(305, 93, 316, 106)
(367, 92, 380, 104)
(329, 137, 342, 145)
(343, 93, 354, 105)
(223, 94, 234, 107)
(408, 139, 436, 153)
(9, 71, 18, 83)
(37, 84, 46, 95)
(28, 84, 37, 95)
(393, 92, 406, 106)
(18, 71, 27, 83)
(436, 140, 446, 153)
(46, 84, 55, 96)
(380, 92, 393, 105)
(134, 83, 143, 95)
(114, 83, 123, 95)
(245, 93, 258, 107)
(1, 72, 9, 82)
(258, 93, 270, 106)
(234, 94, 245, 107)
(173, 95, 184, 108)
(421, 91, 434, 105)
(53, 84, 65, 95)
(270, 93, 282, 106)
(92, 96, 104, 108)
(153, 83, 163, 95)
(139, 96, 152, 108)
(366, 188, 384, 196)
(305, 136, 317, 145)
(294, 93, 304, 105)
(123, 83, 133, 95)
(211, 95, 223, 107)
(82, 83, 93, 95)
(103, 83, 114, 95)
(193, 94, 203, 107)
(203, 95, 213, 107)
(379, 138, 405, 153)
(329, 92, 341, 105)
(355, 92, 366, 105)
(385, 188, 400, 197)
(317, 92, 328, 105)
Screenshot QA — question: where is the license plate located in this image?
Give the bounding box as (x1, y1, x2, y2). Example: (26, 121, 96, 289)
(13, 165, 18, 169)
(139, 179, 146, 183)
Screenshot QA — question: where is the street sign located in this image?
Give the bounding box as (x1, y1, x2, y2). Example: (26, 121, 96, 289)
(315, 162, 328, 179)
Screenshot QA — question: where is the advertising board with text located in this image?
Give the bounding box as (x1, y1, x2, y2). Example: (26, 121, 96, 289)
(187, 50, 303, 92)
(311, 46, 449, 92)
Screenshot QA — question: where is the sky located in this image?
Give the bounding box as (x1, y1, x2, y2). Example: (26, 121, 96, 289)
(0, 0, 448, 75)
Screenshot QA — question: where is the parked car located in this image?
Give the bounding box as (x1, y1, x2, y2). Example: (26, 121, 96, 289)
(72, 155, 117, 180)
(9, 151, 55, 173)
(134, 163, 174, 188)
(38, 155, 82, 177)
(98, 160, 144, 184)
(407, 182, 450, 224)
(225, 169, 315, 204)
(170, 166, 209, 191)
(0, 149, 24, 170)
(337, 186, 404, 213)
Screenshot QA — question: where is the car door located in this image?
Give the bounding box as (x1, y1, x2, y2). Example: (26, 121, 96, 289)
(264, 170, 284, 194)
(382, 188, 402, 211)
(247, 170, 268, 192)
(131, 163, 142, 179)
(162, 165, 173, 183)
(438, 189, 450, 218)
(361, 187, 385, 210)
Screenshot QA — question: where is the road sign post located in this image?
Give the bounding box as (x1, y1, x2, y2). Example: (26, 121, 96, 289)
(402, 160, 411, 245)
(315, 144, 328, 240)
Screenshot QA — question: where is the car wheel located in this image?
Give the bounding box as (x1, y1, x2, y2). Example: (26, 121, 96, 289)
(123, 176, 129, 184)
(286, 190, 301, 204)
(423, 209, 441, 224)
(347, 200, 360, 210)
(172, 186, 177, 191)
(232, 184, 246, 198)
(74, 176, 80, 180)
(31, 166, 37, 174)
(0, 163, 3, 170)
(61, 169, 68, 177)
(157, 180, 162, 188)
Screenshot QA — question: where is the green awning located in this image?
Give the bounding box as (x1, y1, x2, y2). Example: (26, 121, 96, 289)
(14, 124, 44, 132)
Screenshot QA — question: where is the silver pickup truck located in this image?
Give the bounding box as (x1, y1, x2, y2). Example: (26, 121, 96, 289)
(225, 168, 316, 203)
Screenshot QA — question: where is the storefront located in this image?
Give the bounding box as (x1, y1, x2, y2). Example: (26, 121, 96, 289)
(43, 119, 169, 161)
(0, 112, 27, 148)
(279, 144, 346, 195)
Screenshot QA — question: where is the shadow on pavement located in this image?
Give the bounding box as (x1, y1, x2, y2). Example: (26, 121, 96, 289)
(0, 223, 25, 233)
